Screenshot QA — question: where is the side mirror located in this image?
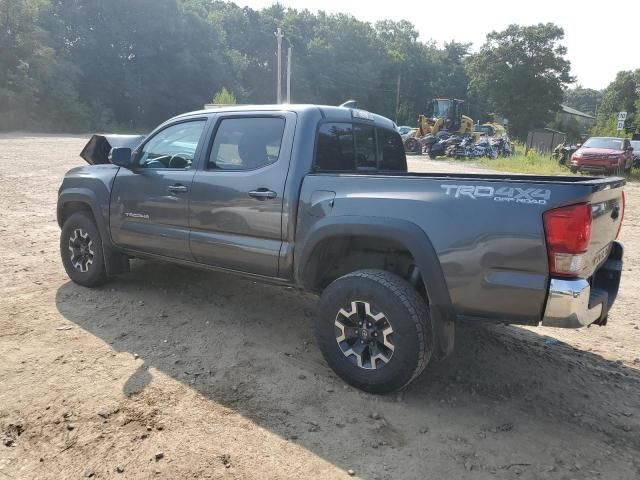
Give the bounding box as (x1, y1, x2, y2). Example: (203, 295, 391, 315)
(110, 147, 133, 168)
(576, 143, 582, 149)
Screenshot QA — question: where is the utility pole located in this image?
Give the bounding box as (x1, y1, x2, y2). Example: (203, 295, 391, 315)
(395, 73, 401, 122)
(286, 46, 292, 104)
(274, 28, 284, 104)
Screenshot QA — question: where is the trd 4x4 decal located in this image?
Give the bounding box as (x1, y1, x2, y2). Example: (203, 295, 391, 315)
(441, 185, 551, 205)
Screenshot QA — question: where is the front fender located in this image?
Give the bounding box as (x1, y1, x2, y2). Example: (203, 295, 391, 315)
(57, 188, 108, 240)
(57, 184, 129, 276)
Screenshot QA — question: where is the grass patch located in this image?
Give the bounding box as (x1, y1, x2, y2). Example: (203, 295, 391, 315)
(477, 153, 569, 175)
(474, 150, 640, 181)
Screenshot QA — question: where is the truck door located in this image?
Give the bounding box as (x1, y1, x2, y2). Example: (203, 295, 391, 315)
(188, 112, 296, 277)
(109, 118, 208, 259)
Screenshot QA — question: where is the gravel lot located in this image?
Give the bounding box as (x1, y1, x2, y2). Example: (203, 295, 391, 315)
(1, 134, 639, 479)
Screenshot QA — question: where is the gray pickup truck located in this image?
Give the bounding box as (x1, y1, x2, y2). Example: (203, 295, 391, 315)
(58, 104, 625, 393)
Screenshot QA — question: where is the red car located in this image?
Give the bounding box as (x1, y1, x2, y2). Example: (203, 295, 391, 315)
(570, 137, 634, 174)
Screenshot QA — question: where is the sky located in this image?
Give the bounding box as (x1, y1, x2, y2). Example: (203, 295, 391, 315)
(243, 0, 639, 90)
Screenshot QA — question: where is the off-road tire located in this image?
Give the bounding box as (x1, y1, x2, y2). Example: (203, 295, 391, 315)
(60, 212, 108, 287)
(315, 269, 432, 394)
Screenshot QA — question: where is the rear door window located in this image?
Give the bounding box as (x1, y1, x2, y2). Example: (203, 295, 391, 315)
(209, 117, 285, 170)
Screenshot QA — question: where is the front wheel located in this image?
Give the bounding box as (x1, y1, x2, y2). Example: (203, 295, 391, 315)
(60, 212, 108, 287)
(315, 269, 432, 393)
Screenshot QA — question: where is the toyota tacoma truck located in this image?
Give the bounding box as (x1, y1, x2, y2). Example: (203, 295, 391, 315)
(57, 104, 625, 393)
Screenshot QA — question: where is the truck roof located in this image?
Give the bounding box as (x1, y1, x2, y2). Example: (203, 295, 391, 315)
(172, 104, 396, 130)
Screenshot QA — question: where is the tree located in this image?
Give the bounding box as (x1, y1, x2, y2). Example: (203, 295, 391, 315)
(0, 0, 489, 132)
(593, 69, 639, 136)
(564, 85, 602, 116)
(0, 0, 87, 131)
(212, 87, 237, 105)
(467, 23, 574, 140)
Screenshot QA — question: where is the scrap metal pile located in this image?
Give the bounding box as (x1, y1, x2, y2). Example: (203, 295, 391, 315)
(401, 99, 513, 160)
(404, 128, 513, 159)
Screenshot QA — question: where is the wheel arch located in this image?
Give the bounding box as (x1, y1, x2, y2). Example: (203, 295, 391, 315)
(295, 217, 455, 358)
(57, 189, 101, 229)
(57, 189, 129, 276)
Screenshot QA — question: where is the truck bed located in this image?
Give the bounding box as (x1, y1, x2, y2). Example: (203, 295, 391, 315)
(296, 172, 624, 325)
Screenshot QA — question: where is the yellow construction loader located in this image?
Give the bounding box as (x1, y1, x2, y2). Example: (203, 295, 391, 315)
(404, 99, 474, 154)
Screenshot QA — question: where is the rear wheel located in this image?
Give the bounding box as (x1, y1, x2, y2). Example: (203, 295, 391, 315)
(315, 269, 432, 393)
(60, 212, 108, 287)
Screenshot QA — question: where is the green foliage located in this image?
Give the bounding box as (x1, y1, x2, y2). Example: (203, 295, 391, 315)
(0, 0, 478, 131)
(0, 2, 609, 139)
(547, 114, 585, 143)
(592, 69, 639, 136)
(467, 23, 573, 140)
(564, 86, 602, 116)
(0, 0, 89, 131)
(212, 87, 237, 105)
(478, 151, 569, 175)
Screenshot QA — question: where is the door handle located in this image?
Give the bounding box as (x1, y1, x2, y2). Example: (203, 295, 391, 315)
(248, 189, 277, 200)
(168, 184, 188, 194)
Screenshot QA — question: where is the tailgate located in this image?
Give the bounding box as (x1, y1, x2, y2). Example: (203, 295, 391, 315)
(583, 183, 624, 278)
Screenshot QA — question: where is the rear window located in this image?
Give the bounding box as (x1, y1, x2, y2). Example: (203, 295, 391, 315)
(315, 123, 355, 171)
(377, 127, 407, 171)
(314, 122, 407, 172)
(355, 124, 377, 170)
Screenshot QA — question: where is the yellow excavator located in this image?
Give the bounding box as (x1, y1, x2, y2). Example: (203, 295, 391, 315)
(404, 99, 474, 154)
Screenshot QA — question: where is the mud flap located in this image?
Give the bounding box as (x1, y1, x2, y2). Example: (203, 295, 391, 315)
(431, 304, 456, 359)
(103, 244, 130, 276)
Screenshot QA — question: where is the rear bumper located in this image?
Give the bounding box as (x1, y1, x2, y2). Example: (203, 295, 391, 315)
(542, 241, 623, 328)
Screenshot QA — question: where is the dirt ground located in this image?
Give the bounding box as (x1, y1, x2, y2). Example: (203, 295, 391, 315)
(1, 134, 639, 480)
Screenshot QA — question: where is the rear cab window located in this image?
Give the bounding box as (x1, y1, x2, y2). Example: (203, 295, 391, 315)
(314, 122, 407, 173)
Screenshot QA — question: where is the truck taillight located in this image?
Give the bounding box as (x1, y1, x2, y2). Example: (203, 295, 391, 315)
(543, 203, 592, 277)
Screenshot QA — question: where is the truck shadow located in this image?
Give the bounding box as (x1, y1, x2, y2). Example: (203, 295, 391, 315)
(55, 260, 640, 478)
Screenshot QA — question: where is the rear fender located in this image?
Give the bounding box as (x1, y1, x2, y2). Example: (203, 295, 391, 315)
(296, 216, 455, 358)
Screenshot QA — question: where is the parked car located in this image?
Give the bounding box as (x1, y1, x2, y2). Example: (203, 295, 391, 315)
(58, 104, 625, 393)
(631, 140, 640, 169)
(570, 137, 634, 174)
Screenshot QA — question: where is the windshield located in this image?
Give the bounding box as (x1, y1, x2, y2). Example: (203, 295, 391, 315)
(631, 141, 640, 152)
(582, 137, 623, 150)
(432, 100, 451, 118)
